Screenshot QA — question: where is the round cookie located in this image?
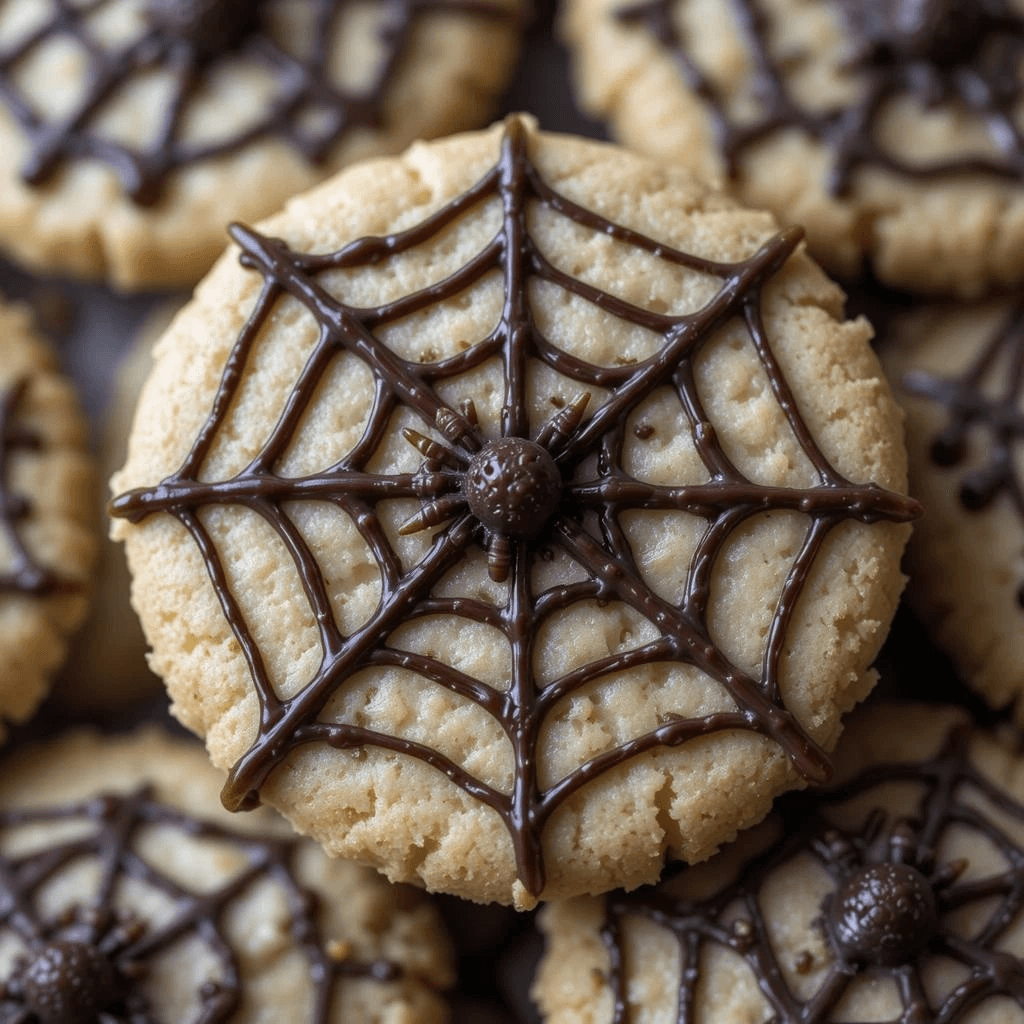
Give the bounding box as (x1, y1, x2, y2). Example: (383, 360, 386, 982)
(0, 0, 523, 291)
(0, 727, 454, 1022)
(110, 116, 917, 909)
(0, 299, 95, 745)
(880, 299, 1024, 724)
(58, 304, 176, 709)
(563, 0, 1024, 298)
(534, 703, 1024, 1024)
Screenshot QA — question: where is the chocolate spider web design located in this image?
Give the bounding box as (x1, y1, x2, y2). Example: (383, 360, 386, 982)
(903, 304, 1024, 610)
(617, 0, 1024, 193)
(0, 379, 64, 598)
(0, 0, 509, 206)
(111, 116, 919, 899)
(602, 725, 1024, 1024)
(0, 787, 404, 1024)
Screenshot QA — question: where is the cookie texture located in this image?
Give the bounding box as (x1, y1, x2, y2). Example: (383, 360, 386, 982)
(0, 299, 95, 744)
(111, 117, 915, 908)
(0, 728, 454, 1023)
(0, 0, 522, 290)
(535, 703, 1024, 1024)
(563, 0, 1024, 297)
(881, 300, 1024, 724)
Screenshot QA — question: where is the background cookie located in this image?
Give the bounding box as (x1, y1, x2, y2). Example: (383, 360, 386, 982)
(57, 303, 176, 709)
(535, 703, 1024, 1023)
(110, 118, 915, 908)
(0, 0, 523, 290)
(564, 0, 1024, 297)
(0, 727, 453, 1022)
(0, 299, 95, 743)
(881, 300, 1024, 724)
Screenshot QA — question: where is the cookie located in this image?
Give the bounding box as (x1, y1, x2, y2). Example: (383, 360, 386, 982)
(534, 703, 1024, 1024)
(0, 299, 95, 744)
(0, 727, 453, 1022)
(0, 0, 522, 291)
(58, 305, 174, 709)
(110, 116, 917, 908)
(563, 0, 1024, 298)
(880, 299, 1024, 723)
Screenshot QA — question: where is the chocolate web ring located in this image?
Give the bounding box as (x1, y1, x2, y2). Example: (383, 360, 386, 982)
(615, 0, 1024, 194)
(111, 117, 919, 905)
(582, 710, 1024, 1023)
(0, 785, 408, 1023)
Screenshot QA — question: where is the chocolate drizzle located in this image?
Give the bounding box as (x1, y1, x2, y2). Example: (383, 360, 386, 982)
(0, 787, 404, 1024)
(617, 0, 1024, 192)
(903, 303, 1024, 609)
(110, 117, 920, 899)
(0, 379, 62, 598)
(601, 723, 1024, 1023)
(0, 0, 510, 206)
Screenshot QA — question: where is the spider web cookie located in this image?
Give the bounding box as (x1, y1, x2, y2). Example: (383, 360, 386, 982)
(903, 303, 1024, 607)
(616, 0, 1024, 193)
(0, 729, 451, 1023)
(112, 118, 918, 906)
(565, 0, 1024, 294)
(882, 300, 1024, 724)
(0, 0, 511, 206)
(0, 307, 94, 747)
(538, 706, 1024, 1024)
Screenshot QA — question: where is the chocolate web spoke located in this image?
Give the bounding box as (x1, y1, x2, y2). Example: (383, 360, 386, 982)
(619, 0, 1024, 192)
(760, 516, 831, 702)
(112, 116, 918, 897)
(0, 0, 511, 205)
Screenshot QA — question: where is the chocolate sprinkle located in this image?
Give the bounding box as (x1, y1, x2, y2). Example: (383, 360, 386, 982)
(601, 722, 1024, 1022)
(0, 787, 403, 1024)
(0, 0, 510, 207)
(0, 379, 63, 598)
(617, 0, 1024, 193)
(111, 116, 920, 899)
(903, 302, 1024, 608)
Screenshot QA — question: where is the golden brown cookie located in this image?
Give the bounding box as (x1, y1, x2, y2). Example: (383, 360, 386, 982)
(0, 0, 522, 290)
(564, 0, 1024, 297)
(0, 727, 453, 1022)
(535, 703, 1024, 1024)
(0, 299, 95, 743)
(110, 117, 917, 908)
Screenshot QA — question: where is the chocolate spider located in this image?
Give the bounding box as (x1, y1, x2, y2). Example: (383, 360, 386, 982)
(1, 903, 150, 1023)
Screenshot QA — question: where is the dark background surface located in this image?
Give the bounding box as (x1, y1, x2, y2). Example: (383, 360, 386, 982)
(0, 8, 1006, 1022)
